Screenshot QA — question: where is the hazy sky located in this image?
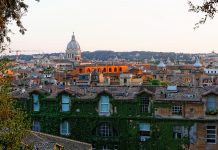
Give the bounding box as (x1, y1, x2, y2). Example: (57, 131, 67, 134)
(8, 0, 218, 54)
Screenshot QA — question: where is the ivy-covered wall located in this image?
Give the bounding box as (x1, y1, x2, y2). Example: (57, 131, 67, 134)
(18, 91, 199, 150)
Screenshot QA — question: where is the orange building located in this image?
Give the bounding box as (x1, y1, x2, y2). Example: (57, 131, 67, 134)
(74, 64, 129, 74)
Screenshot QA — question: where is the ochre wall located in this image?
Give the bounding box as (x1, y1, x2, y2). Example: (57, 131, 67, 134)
(75, 65, 128, 74)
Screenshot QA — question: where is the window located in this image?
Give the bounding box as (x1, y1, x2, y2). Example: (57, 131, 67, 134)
(60, 121, 70, 135)
(32, 121, 40, 132)
(98, 123, 113, 137)
(172, 105, 182, 115)
(207, 126, 216, 144)
(207, 97, 216, 111)
(102, 145, 109, 150)
(99, 96, 110, 115)
(114, 145, 118, 150)
(109, 68, 112, 72)
(61, 95, 70, 112)
(87, 68, 91, 72)
(114, 68, 117, 72)
(33, 94, 39, 111)
(173, 126, 188, 139)
(139, 123, 150, 141)
(140, 96, 149, 113)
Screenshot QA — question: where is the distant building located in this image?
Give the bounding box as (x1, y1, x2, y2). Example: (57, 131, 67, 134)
(66, 33, 81, 66)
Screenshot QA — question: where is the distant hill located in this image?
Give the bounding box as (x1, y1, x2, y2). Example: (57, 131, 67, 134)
(81, 50, 195, 61)
(7, 51, 197, 62)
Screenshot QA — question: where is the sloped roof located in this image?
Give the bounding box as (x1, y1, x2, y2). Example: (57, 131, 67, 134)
(22, 131, 92, 150)
(155, 86, 206, 102)
(202, 86, 218, 96)
(136, 88, 154, 96)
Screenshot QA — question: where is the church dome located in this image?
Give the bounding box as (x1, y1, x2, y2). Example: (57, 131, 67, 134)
(66, 33, 81, 55)
(157, 59, 166, 68)
(193, 57, 202, 67)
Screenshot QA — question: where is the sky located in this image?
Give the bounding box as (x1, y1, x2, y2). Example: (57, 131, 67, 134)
(7, 0, 218, 54)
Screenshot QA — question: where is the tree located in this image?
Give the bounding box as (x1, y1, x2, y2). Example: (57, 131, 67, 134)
(189, 0, 218, 29)
(0, 0, 39, 51)
(0, 58, 30, 150)
(0, 1, 36, 148)
(151, 79, 161, 86)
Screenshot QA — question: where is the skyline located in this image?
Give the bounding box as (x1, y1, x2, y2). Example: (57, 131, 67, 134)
(7, 0, 218, 54)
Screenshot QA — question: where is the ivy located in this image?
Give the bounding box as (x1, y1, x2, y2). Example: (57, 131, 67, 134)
(17, 91, 208, 149)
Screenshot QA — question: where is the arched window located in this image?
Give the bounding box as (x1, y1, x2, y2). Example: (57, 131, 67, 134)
(103, 68, 106, 72)
(98, 123, 113, 137)
(99, 96, 110, 116)
(119, 67, 122, 72)
(114, 68, 117, 72)
(109, 68, 112, 72)
(61, 95, 70, 112)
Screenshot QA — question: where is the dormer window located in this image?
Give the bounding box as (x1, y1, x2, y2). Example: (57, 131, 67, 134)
(61, 95, 70, 112)
(207, 96, 216, 111)
(167, 85, 177, 92)
(140, 95, 150, 113)
(99, 96, 110, 116)
(33, 94, 39, 112)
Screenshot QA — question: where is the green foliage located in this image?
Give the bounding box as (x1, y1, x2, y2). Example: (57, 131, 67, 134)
(154, 102, 172, 108)
(151, 79, 161, 86)
(0, 59, 30, 149)
(188, 0, 218, 29)
(140, 121, 192, 150)
(24, 91, 200, 150)
(161, 81, 169, 86)
(0, 0, 39, 50)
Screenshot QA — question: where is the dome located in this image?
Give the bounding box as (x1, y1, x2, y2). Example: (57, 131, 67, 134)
(166, 57, 174, 65)
(150, 56, 155, 62)
(193, 57, 202, 67)
(157, 59, 166, 68)
(66, 33, 81, 55)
